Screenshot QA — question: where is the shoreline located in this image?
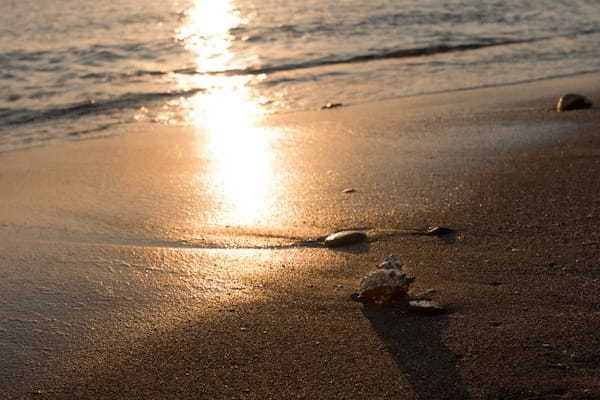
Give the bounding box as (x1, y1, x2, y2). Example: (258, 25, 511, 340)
(2, 73, 600, 399)
(3, 68, 600, 157)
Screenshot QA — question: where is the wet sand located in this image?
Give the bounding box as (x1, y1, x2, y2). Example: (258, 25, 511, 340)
(2, 74, 600, 399)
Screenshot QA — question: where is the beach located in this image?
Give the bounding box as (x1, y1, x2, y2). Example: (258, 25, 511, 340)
(1, 72, 600, 399)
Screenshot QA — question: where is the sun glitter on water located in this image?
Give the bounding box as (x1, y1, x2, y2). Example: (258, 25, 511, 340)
(175, 0, 279, 227)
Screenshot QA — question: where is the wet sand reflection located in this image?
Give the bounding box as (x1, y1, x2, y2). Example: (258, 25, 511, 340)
(176, 0, 279, 227)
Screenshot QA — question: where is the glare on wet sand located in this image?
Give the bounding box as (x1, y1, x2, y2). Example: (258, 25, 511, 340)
(175, 0, 279, 227)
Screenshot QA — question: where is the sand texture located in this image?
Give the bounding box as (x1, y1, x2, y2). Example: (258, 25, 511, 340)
(2, 74, 600, 399)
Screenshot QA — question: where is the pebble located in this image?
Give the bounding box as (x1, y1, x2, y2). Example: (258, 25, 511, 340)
(408, 300, 447, 315)
(321, 102, 343, 110)
(342, 188, 356, 193)
(324, 230, 367, 248)
(425, 226, 455, 236)
(556, 93, 592, 112)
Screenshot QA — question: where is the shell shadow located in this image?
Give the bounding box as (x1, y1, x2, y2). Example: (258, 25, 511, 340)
(436, 231, 458, 245)
(362, 306, 470, 399)
(328, 240, 371, 254)
(291, 240, 371, 253)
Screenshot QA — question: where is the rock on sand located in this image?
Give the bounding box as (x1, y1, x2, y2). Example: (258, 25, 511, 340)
(324, 230, 367, 248)
(557, 93, 592, 112)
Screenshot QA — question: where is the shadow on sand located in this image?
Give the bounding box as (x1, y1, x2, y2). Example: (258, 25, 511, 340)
(362, 306, 470, 399)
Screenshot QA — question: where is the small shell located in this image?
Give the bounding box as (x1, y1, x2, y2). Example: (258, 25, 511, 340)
(408, 300, 446, 314)
(358, 256, 414, 305)
(377, 254, 403, 269)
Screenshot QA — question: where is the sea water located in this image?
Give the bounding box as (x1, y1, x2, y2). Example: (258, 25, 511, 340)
(1, 0, 600, 151)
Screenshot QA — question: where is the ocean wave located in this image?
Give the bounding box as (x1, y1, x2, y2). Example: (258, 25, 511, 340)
(213, 38, 541, 76)
(0, 89, 204, 128)
(75, 38, 540, 83)
(0, 41, 176, 71)
(80, 69, 172, 81)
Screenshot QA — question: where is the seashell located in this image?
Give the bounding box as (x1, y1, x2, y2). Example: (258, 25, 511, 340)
(408, 300, 447, 315)
(377, 254, 403, 269)
(357, 255, 414, 305)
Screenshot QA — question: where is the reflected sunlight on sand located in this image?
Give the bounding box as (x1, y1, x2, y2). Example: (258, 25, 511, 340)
(175, 0, 279, 227)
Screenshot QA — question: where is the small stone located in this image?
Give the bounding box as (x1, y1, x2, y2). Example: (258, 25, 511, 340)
(321, 102, 343, 110)
(425, 226, 454, 236)
(557, 93, 592, 112)
(377, 255, 403, 270)
(324, 230, 367, 248)
(342, 188, 356, 193)
(408, 300, 447, 315)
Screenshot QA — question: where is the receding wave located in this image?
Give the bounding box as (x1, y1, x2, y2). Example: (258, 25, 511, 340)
(0, 89, 203, 128)
(225, 38, 541, 75)
(82, 38, 539, 81)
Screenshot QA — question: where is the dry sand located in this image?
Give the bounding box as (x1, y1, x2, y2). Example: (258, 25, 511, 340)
(1, 73, 600, 399)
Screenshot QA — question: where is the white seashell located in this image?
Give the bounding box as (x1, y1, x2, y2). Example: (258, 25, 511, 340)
(377, 254, 403, 270)
(358, 255, 414, 304)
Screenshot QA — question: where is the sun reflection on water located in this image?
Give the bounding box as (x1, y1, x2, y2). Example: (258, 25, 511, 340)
(176, 0, 247, 72)
(176, 0, 278, 227)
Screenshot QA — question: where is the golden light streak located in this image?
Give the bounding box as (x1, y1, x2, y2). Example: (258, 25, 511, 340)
(176, 0, 277, 227)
